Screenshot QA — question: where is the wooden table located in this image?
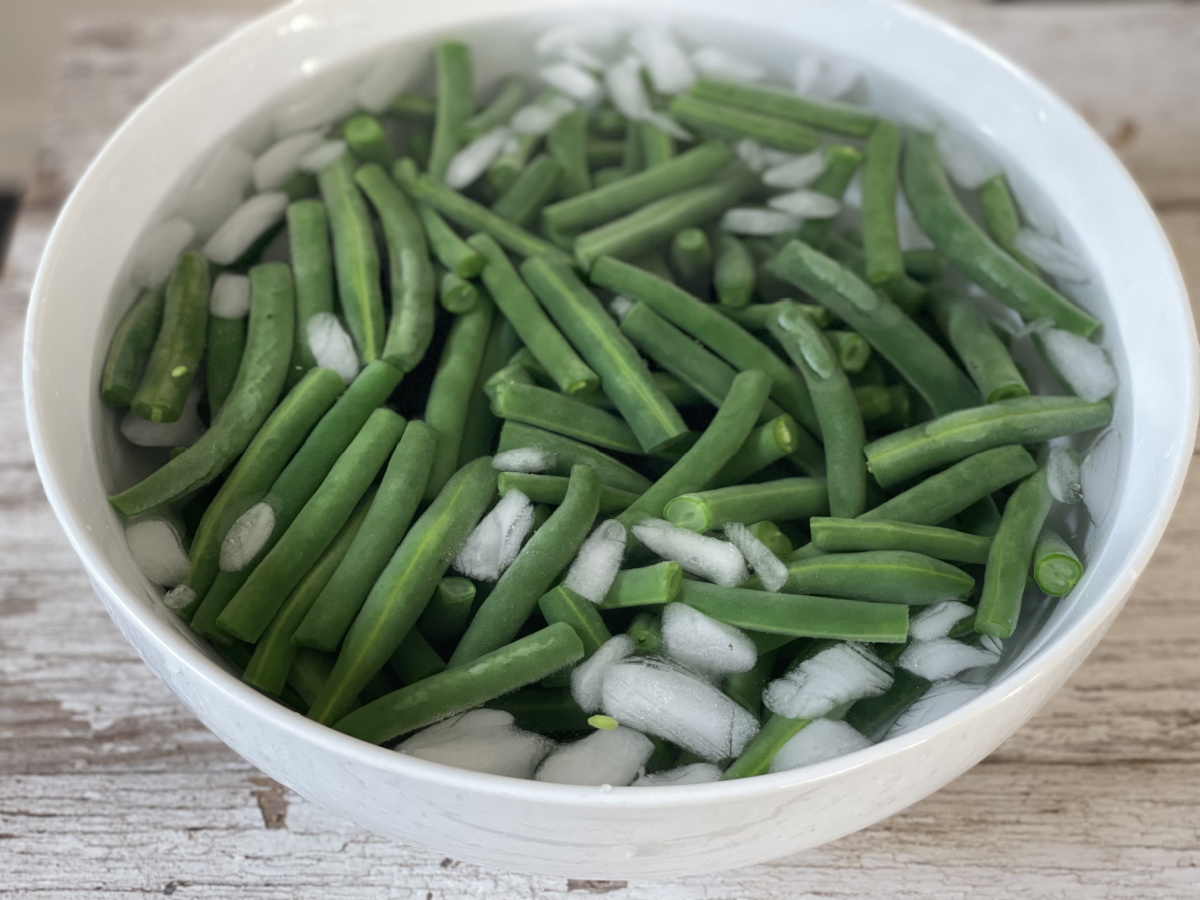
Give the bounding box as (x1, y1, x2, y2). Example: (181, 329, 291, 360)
(2, 6, 1197, 897)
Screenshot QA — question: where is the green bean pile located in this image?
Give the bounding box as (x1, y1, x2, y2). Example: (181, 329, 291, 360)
(101, 35, 1114, 779)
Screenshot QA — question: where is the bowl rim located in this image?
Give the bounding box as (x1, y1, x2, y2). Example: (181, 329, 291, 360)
(23, 0, 1200, 808)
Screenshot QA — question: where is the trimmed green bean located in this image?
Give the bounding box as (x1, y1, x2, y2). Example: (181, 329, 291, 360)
(768, 303, 866, 517)
(825, 330, 872, 375)
(394, 158, 574, 266)
(217, 408, 406, 643)
(638, 120, 675, 168)
(810, 517, 992, 565)
(424, 299, 496, 497)
(864, 395, 1112, 488)
(627, 612, 662, 653)
(488, 132, 539, 194)
(669, 94, 821, 153)
(521, 255, 689, 453)
(796, 144, 864, 249)
(769, 239, 980, 416)
(388, 91, 436, 120)
(205, 312, 246, 417)
(959, 495, 1004, 538)
(710, 415, 802, 487)
(354, 162, 437, 372)
(903, 248, 947, 282)
(669, 227, 712, 298)
(242, 487, 374, 696)
(486, 687, 592, 734)
(418, 577, 476, 654)
(417, 204, 485, 278)
(488, 379, 643, 454)
(978, 172, 1038, 272)
(713, 232, 755, 309)
(930, 285, 1029, 403)
(541, 142, 732, 235)
(450, 464, 600, 665)
(1031, 526, 1083, 596)
(101, 285, 165, 407)
(591, 165, 626, 189)
(747, 521, 793, 559)
(307, 456, 497, 725)
(782, 549, 974, 604)
(574, 165, 759, 269)
(285, 200, 336, 387)
(130, 252, 210, 423)
(538, 584, 612, 657)
(387, 629, 447, 685)
(715, 299, 829, 331)
(600, 561, 683, 609)
(468, 234, 598, 396)
(287, 647, 334, 708)
(437, 268, 480, 314)
(334, 622, 584, 744)
(495, 421, 651, 495)
(292, 421, 437, 651)
(621, 121, 644, 175)
(976, 466, 1053, 638)
(492, 154, 562, 226)
(666, 477, 829, 532)
(547, 109, 591, 198)
(861, 120, 904, 286)
(903, 132, 1100, 336)
(591, 256, 820, 438)
(427, 41, 474, 181)
(681, 581, 910, 642)
(110, 263, 295, 517)
(823, 234, 928, 317)
(460, 77, 525, 141)
(616, 370, 772, 528)
(586, 139, 625, 168)
(689, 76, 877, 137)
(498, 471, 638, 515)
(343, 113, 395, 167)
(457, 317, 521, 468)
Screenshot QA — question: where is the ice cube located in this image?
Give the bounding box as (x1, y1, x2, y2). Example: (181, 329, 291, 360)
(764, 642, 893, 720)
(398, 709, 554, 779)
(564, 520, 627, 604)
(126, 518, 190, 587)
(535, 726, 654, 786)
(571, 634, 635, 713)
(660, 603, 756, 676)
(768, 718, 872, 772)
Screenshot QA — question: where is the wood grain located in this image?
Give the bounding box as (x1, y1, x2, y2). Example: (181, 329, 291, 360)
(1, 7, 1197, 898)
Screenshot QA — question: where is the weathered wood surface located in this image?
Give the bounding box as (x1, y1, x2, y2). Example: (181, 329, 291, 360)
(1, 7, 1198, 898)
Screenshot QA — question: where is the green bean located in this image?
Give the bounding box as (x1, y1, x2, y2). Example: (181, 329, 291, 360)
(689, 76, 876, 137)
(457, 317, 521, 468)
(627, 612, 662, 653)
(488, 379, 642, 454)
(427, 41, 474, 181)
(217, 408, 406, 643)
(669, 94, 820, 152)
(285, 200, 336, 386)
(416, 204, 485, 278)
(101, 285, 165, 407)
(716, 299, 829, 331)
(724, 647, 779, 719)
(521, 255, 689, 453)
(666, 477, 829, 532)
(488, 132, 539, 194)
(959, 495, 1003, 538)
(669, 227, 713, 298)
(825, 330, 872, 375)
(343, 113, 395, 167)
(904, 132, 1100, 336)
(242, 488, 375, 696)
(424, 299, 496, 496)
(722, 711, 811, 779)
(307, 456, 497, 725)
(542, 142, 732, 235)
(280, 171, 318, 202)
(437, 268, 480, 314)
(1031, 526, 1083, 596)
(110, 263, 296, 517)
(486, 686, 592, 734)
(205, 312, 246, 418)
(495, 421, 651, 495)
(393, 158, 574, 266)
(782, 549, 974, 604)
(746, 521, 793, 558)
(976, 466, 1053, 638)
(418, 577, 476, 654)
(844, 668, 931, 742)
(860, 444, 1037, 529)
(930, 286, 1029, 403)
(287, 647, 335, 707)
(388, 91, 436, 121)
(460, 77, 524, 141)
(292, 421, 437, 651)
(591, 256, 820, 438)
(467, 234, 597, 396)
(617, 370, 772, 528)
(406, 128, 432, 171)
(498, 471, 638, 514)
(713, 232, 755, 309)
(547, 109, 591, 198)
(822, 234, 929, 317)
(978, 172, 1037, 272)
(710, 415, 803, 487)
(334, 622, 583, 743)
(681, 581, 910, 641)
(360, 667, 403, 704)
(387, 629, 447, 685)
(130, 252, 210, 423)
(538, 584, 612, 657)
(810, 517, 992, 565)
(769, 240, 980, 416)
(599, 561, 683, 609)
(864, 395, 1112, 489)
(638, 120, 675, 168)
(492, 154, 562, 226)
(591, 165, 626, 189)
(586, 140, 625, 168)
(574, 165, 759, 269)
(874, 385, 912, 433)
(353, 162, 436, 372)
(449, 464, 600, 665)
(621, 121, 644, 175)
(902, 248, 947, 282)
(796, 145, 864, 249)
(768, 303, 866, 518)
(861, 120, 904, 286)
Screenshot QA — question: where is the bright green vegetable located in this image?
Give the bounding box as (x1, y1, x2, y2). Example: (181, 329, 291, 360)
(861, 120, 904, 286)
(1031, 526, 1083, 596)
(437, 268, 480, 314)
(669, 227, 712, 298)
(666, 478, 829, 532)
(492, 154, 562, 226)
(388, 629, 447, 685)
(669, 94, 821, 152)
(488, 378, 643, 454)
(343, 113, 395, 167)
(600, 562, 683, 609)
(495, 421, 651, 495)
(285, 200, 336, 386)
(487, 687, 592, 734)
(427, 41, 474, 181)
(688, 77, 877, 137)
(978, 172, 1038, 272)
(713, 233, 755, 309)
(796, 145, 864, 249)
(547, 109, 591, 198)
(929, 286, 1030, 403)
(418, 577, 476, 654)
(460, 77, 524, 141)
(825, 330, 872, 375)
(417, 204, 485, 278)
(746, 521, 793, 558)
(537, 583, 612, 657)
(710, 415, 802, 487)
(101, 285, 165, 407)
(976, 466, 1053, 638)
(810, 517, 992, 565)
(497, 471, 639, 515)
(205, 311, 246, 417)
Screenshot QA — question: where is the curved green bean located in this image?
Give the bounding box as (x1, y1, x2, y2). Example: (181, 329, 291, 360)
(547, 109, 591, 198)
(101, 285, 165, 408)
(497, 471, 638, 514)
(495, 421, 651, 495)
(861, 120, 903, 286)
(417, 204, 484, 278)
(930, 286, 1029, 403)
(427, 41, 474, 182)
(976, 466, 1053, 638)
(810, 517, 992, 565)
(823, 234, 928, 317)
(492, 154, 562, 226)
(460, 77, 525, 141)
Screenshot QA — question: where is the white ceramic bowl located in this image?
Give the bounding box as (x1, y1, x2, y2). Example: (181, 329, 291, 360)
(24, 0, 1198, 878)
